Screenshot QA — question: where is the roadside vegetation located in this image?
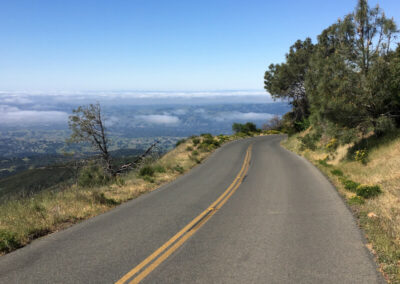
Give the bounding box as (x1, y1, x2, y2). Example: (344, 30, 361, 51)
(0, 124, 280, 255)
(282, 130, 400, 282)
(263, 0, 400, 281)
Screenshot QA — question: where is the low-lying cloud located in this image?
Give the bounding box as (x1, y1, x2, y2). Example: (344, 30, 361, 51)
(0, 105, 69, 126)
(136, 114, 180, 125)
(212, 111, 274, 122)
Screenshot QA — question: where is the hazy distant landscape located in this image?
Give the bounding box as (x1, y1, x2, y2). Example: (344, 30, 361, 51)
(0, 91, 289, 179)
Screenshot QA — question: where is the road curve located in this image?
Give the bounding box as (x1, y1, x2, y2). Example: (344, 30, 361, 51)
(0, 136, 383, 283)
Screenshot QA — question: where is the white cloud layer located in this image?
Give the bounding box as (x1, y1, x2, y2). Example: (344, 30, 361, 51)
(212, 112, 274, 121)
(135, 114, 180, 125)
(0, 105, 68, 125)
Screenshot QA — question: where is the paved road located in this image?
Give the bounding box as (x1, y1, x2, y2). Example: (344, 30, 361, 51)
(0, 136, 383, 283)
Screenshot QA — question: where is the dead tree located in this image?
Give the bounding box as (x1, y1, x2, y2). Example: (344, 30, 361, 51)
(68, 103, 159, 176)
(68, 103, 113, 174)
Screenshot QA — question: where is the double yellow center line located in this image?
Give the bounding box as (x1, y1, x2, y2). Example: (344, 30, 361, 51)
(116, 144, 253, 284)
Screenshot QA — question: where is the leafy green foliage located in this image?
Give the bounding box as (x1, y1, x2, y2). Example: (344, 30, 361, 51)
(264, 38, 314, 125)
(78, 163, 110, 187)
(356, 184, 382, 199)
(341, 179, 360, 192)
(191, 138, 200, 146)
(200, 133, 213, 139)
(173, 165, 184, 174)
(217, 135, 229, 144)
(139, 166, 155, 177)
(354, 149, 368, 164)
(232, 122, 259, 134)
(306, 1, 398, 133)
(153, 165, 166, 173)
(318, 159, 331, 167)
(0, 229, 21, 253)
(298, 132, 320, 151)
(265, 0, 399, 137)
(330, 169, 343, 176)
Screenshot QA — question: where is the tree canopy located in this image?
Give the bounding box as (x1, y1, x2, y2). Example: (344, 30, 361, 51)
(232, 122, 259, 134)
(265, 0, 399, 136)
(264, 38, 314, 124)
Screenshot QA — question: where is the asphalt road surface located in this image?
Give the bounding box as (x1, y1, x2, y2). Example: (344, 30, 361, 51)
(0, 135, 384, 283)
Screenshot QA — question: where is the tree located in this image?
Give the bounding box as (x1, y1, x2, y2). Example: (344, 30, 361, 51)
(262, 115, 282, 131)
(68, 103, 113, 174)
(232, 122, 259, 134)
(264, 38, 314, 123)
(68, 103, 159, 177)
(306, 0, 398, 132)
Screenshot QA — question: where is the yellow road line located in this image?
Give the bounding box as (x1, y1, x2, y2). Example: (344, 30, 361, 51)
(116, 144, 252, 284)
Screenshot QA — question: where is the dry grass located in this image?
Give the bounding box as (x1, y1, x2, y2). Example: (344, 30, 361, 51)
(282, 133, 400, 283)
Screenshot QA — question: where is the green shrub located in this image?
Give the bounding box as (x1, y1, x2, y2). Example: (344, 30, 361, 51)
(341, 179, 360, 192)
(338, 128, 358, 144)
(200, 133, 213, 139)
(78, 163, 110, 187)
(198, 143, 210, 152)
(298, 133, 319, 151)
(354, 149, 368, 164)
(217, 135, 229, 144)
(139, 166, 155, 177)
(330, 169, 344, 176)
(232, 122, 259, 134)
(174, 165, 184, 173)
(153, 165, 166, 173)
(175, 139, 186, 147)
(348, 196, 365, 205)
(186, 146, 193, 151)
(191, 150, 199, 156)
(0, 230, 21, 253)
(143, 176, 155, 183)
(318, 159, 331, 167)
(191, 138, 200, 146)
(202, 137, 215, 145)
(294, 118, 310, 131)
(356, 184, 382, 199)
(375, 116, 396, 136)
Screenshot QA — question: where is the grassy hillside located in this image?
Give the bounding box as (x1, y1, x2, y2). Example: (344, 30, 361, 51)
(0, 132, 271, 255)
(282, 131, 400, 283)
(0, 166, 75, 200)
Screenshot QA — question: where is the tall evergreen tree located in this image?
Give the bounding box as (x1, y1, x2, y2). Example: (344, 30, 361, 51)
(264, 38, 314, 125)
(306, 0, 398, 132)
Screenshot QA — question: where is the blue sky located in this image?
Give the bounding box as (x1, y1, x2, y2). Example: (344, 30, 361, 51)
(0, 0, 398, 92)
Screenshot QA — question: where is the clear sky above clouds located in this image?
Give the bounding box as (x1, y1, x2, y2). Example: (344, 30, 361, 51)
(0, 0, 398, 92)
